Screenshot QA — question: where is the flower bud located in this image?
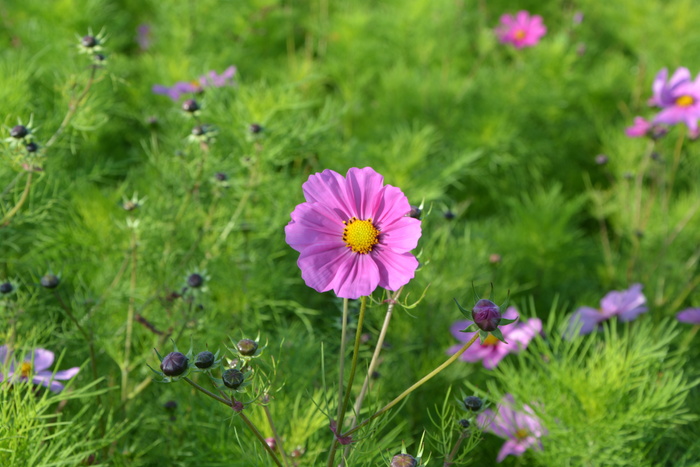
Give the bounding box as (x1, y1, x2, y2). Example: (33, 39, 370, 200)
(472, 299, 500, 332)
(444, 210, 455, 220)
(408, 205, 422, 219)
(391, 453, 417, 467)
(25, 142, 39, 153)
(237, 339, 258, 356)
(463, 395, 483, 411)
(81, 35, 98, 48)
(265, 437, 276, 450)
(194, 351, 215, 369)
(0, 282, 13, 294)
(459, 418, 470, 428)
(222, 368, 245, 389)
(214, 172, 228, 182)
(163, 400, 177, 411)
(10, 125, 28, 139)
(249, 123, 263, 134)
(40, 274, 60, 289)
(160, 351, 189, 377)
(595, 154, 608, 165)
(191, 125, 206, 136)
(182, 99, 200, 113)
(187, 273, 204, 288)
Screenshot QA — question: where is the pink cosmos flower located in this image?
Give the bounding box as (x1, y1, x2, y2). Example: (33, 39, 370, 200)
(495, 11, 547, 49)
(447, 307, 542, 369)
(676, 308, 700, 324)
(568, 283, 648, 336)
(152, 66, 237, 101)
(625, 116, 652, 137)
(477, 394, 546, 462)
(199, 66, 237, 88)
(285, 167, 421, 299)
(649, 67, 692, 108)
(0, 345, 80, 393)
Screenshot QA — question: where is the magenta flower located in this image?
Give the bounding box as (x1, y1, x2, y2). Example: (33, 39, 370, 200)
(0, 345, 79, 393)
(152, 66, 237, 101)
(447, 307, 542, 369)
(649, 67, 692, 108)
(652, 72, 700, 134)
(495, 11, 546, 49)
(677, 308, 700, 324)
(136, 23, 151, 51)
(285, 167, 421, 299)
(568, 283, 647, 336)
(477, 394, 546, 462)
(625, 116, 653, 137)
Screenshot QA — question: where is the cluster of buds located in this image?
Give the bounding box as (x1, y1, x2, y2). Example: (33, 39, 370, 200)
(77, 29, 107, 65)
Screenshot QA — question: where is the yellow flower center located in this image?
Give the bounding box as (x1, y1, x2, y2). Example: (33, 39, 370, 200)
(20, 362, 32, 378)
(515, 428, 529, 440)
(676, 95, 694, 107)
(342, 217, 380, 254)
(514, 29, 526, 40)
(482, 334, 501, 346)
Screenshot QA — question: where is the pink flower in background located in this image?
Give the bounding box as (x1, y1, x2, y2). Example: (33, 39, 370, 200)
(152, 66, 237, 101)
(625, 116, 652, 137)
(652, 72, 700, 135)
(568, 283, 648, 336)
(447, 307, 542, 369)
(495, 11, 546, 49)
(136, 23, 151, 51)
(676, 308, 700, 324)
(477, 394, 546, 462)
(0, 345, 79, 393)
(285, 167, 421, 299)
(649, 67, 692, 108)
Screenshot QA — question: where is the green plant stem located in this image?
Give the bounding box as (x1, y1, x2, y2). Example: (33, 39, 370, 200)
(1, 172, 33, 227)
(183, 377, 233, 406)
(444, 431, 469, 466)
(335, 298, 349, 428)
(45, 65, 98, 149)
(342, 332, 480, 439)
(121, 228, 139, 403)
(327, 296, 367, 467)
(263, 403, 291, 467)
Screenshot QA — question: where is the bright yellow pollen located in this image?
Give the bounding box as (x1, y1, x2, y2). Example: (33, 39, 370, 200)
(515, 428, 529, 440)
(676, 95, 694, 107)
(342, 217, 380, 254)
(514, 29, 526, 40)
(20, 362, 32, 378)
(482, 334, 501, 346)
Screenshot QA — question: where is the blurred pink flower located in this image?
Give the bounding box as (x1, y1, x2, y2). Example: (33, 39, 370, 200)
(477, 394, 546, 462)
(285, 167, 421, 299)
(0, 345, 79, 393)
(625, 116, 652, 137)
(568, 283, 647, 336)
(447, 307, 542, 369)
(152, 66, 237, 101)
(649, 67, 692, 107)
(495, 11, 547, 49)
(676, 308, 700, 324)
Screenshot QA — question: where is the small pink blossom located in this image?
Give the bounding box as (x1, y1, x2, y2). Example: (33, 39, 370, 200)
(447, 307, 542, 369)
(649, 67, 692, 108)
(676, 308, 700, 325)
(625, 116, 652, 137)
(0, 345, 79, 393)
(568, 283, 647, 336)
(495, 11, 547, 49)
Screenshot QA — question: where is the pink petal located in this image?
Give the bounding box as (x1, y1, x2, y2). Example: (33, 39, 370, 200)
(286, 202, 345, 251)
(344, 167, 386, 220)
(53, 367, 80, 380)
(570, 307, 604, 335)
(296, 244, 355, 293)
(302, 169, 356, 219)
(372, 247, 419, 291)
(31, 349, 55, 372)
(372, 184, 413, 228)
(497, 439, 528, 462)
(376, 217, 420, 251)
(32, 374, 65, 393)
(332, 254, 381, 299)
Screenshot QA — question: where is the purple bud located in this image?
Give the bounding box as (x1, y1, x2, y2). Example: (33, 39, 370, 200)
(40, 274, 60, 289)
(459, 418, 470, 428)
(463, 395, 483, 411)
(407, 205, 422, 219)
(222, 368, 245, 389)
(187, 273, 204, 288)
(194, 351, 215, 369)
(214, 172, 228, 182)
(249, 123, 263, 134)
(10, 125, 28, 139)
(81, 35, 98, 48)
(25, 142, 39, 153)
(472, 299, 500, 332)
(161, 351, 189, 377)
(391, 453, 417, 467)
(237, 339, 258, 356)
(182, 99, 200, 113)
(0, 282, 13, 294)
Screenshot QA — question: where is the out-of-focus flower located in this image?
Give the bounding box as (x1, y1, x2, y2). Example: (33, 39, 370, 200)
(573, 11, 584, 25)
(477, 394, 546, 462)
(568, 283, 648, 336)
(652, 72, 700, 135)
(676, 308, 700, 324)
(152, 66, 236, 101)
(0, 346, 79, 393)
(625, 117, 653, 138)
(649, 68, 692, 108)
(447, 307, 542, 369)
(136, 23, 151, 51)
(285, 167, 421, 299)
(495, 11, 547, 49)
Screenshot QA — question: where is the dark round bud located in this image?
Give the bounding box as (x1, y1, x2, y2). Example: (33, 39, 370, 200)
(194, 351, 215, 369)
(391, 453, 417, 467)
(459, 418, 470, 428)
(187, 273, 204, 288)
(650, 152, 662, 162)
(191, 125, 205, 136)
(595, 154, 608, 165)
(40, 274, 60, 289)
(0, 282, 13, 294)
(249, 123, 263, 134)
(163, 400, 178, 411)
(93, 53, 106, 62)
(472, 299, 501, 332)
(237, 339, 258, 356)
(444, 210, 455, 220)
(214, 172, 228, 182)
(182, 99, 200, 113)
(222, 368, 245, 389)
(160, 351, 189, 377)
(408, 205, 422, 219)
(463, 395, 483, 412)
(25, 142, 39, 153)
(81, 35, 98, 48)
(10, 125, 28, 139)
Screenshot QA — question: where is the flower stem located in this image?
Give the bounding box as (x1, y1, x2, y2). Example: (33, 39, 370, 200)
(327, 296, 367, 467)
(183, 377, 233, 407)
(335, 298, 349, 427)
(263, 402, 291, 467)
(121, 228, 139, 403)
(1, 172, 33, 227)
(444, 431, 469, 466)
(342, 332, 480, 439)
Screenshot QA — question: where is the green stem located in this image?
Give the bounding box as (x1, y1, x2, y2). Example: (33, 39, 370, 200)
(335, 298, 349, 426)
(444, 431, 469, 467)
(342, 332, 480, 439)
(183, 377, 233, 407)
(45, 66, 98, 149)
(327, 296, 367, 467)
(121, 228, 139, 403)
(1, 172, 33, 227)
(263, 403, 291, 467)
